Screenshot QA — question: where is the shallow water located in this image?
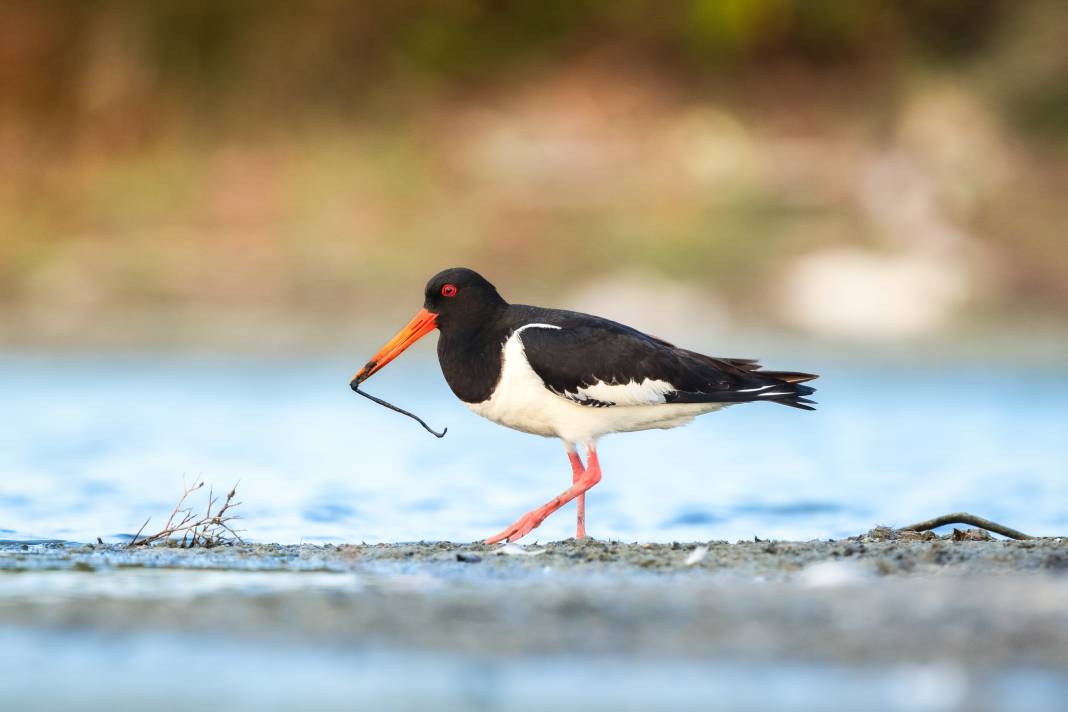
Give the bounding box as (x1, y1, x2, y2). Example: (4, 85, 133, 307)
(7, 627, 1065, 712)
(2, 352, 1066, 544)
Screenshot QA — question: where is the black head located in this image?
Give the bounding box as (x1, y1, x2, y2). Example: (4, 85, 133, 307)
(351, 267, 506, 387)
(423, 267, 507, 331)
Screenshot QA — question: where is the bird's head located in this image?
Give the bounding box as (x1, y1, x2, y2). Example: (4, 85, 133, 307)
(350, 267, 505, 388)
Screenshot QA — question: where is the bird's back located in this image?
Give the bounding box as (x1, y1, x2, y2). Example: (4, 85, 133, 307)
(505, 304, 818, 411)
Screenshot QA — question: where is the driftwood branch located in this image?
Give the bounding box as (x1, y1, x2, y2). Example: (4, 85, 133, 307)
(900, 512, 1032, 540)
(127, 479, 244, 548)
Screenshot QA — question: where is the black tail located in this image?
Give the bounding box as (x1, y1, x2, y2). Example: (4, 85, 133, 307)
(756, 374, 818, 410)
(668, 357, 820, 411)
(711, 357, 818, 411)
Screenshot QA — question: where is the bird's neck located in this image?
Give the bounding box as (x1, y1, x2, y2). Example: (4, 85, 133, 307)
(437, 308, 512, 404)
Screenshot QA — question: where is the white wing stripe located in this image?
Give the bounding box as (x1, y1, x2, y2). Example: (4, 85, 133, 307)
(566, 378, 677, 407)
(735, 384, 776, 393)
(514, 323, 562, 334)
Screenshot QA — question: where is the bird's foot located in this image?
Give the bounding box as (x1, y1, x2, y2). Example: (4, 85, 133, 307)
(485, 507, 549, 544)
(486, 452, 601, 545)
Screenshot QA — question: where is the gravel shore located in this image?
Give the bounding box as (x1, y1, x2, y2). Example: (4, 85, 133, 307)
(3, 534, 1067, 710)
(3, 534, 1068, 662)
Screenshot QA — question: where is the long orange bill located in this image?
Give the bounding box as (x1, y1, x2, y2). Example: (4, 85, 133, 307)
(350, 308, 438, 386)
(349, 308, 446, 438)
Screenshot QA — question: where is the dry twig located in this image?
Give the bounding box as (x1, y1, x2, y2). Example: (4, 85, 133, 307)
(127, 479, 244, 548)
(899, 512, 1032, 540)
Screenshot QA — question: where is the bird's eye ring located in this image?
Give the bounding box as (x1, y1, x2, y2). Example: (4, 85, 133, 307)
(441, 284, 458, 298)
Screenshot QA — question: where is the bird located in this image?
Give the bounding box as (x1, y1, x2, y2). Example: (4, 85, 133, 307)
(351, 267, 817, 544)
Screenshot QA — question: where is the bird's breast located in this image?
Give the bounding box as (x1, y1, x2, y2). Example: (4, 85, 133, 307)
(463, 324, 564, 437)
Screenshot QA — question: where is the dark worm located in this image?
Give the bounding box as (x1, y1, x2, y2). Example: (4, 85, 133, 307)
(351, 383, 447, 438)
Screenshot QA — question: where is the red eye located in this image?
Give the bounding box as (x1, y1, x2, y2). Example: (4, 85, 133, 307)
(441, 284, 458, 298)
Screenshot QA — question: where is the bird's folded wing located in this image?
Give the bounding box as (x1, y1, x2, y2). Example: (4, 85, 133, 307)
(517, 321, 817, 410)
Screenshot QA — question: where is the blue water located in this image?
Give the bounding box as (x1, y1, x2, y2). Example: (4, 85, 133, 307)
(2, 352, 1066, 544)
(5, 627, 1066, 712)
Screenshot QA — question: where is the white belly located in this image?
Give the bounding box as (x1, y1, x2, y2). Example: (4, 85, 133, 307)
(465, 325, 726, 444)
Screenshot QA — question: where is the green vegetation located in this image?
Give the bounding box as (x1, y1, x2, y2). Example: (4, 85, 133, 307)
(1, 1, 1065, 344)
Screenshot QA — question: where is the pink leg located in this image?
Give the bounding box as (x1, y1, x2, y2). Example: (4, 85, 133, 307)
(569, 450, 586, 540)
(486, 445, 602, 544)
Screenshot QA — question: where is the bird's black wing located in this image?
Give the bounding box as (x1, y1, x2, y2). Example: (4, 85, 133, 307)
(514, 312, 817, 410)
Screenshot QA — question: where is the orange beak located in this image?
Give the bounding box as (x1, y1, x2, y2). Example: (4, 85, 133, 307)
(351, 308, 438, 387)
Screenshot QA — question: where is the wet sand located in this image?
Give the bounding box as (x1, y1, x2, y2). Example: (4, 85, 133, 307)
(3, 534, 1067, 710)
(3, 534, 1068, 662)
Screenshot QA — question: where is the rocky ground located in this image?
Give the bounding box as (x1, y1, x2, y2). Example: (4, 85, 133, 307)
(3, 533, 1068, 661)
(2, 533, 1067, 710)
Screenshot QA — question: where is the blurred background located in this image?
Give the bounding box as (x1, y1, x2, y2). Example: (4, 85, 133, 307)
(1, 0, 1066, 544)
(3, 0, 1067, 350)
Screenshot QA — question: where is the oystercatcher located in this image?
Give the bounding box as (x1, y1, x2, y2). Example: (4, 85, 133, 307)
(351, 267, 817, 544)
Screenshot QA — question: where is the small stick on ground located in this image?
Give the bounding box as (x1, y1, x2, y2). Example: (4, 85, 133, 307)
(127, 517, 151, 547)
(126, 479, 244, 548)
(900, 512, 1032, 540)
